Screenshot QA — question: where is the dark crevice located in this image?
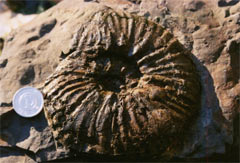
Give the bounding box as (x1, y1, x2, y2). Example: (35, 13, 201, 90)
(39, 19, 57, 37)
(26, 19, 57, 44)
(0, 38, 4, 53)
(128, 0, 142, 5)
(228, 40, 240, 84)
(0, 146, 36, 161)
(26, 35, 39, 44)
(0, 102, 12, 107)
(218, 0, 239, 7)
(0, 59, 8, 68)
(19, 65, 35, 85)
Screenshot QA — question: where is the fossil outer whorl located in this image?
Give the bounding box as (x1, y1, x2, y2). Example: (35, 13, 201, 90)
(43, 7, 201, 156)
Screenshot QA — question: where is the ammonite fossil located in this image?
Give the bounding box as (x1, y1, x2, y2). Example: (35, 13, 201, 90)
(43, 7, 201, 157)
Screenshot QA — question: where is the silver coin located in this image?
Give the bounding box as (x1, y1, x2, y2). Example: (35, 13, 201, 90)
(13, 87, 44, 118)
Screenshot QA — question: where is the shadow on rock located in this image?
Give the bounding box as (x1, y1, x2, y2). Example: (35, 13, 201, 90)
(218, 0, 240, 7)
(180, 52, 239, 162)
(0, 110, 48, 145)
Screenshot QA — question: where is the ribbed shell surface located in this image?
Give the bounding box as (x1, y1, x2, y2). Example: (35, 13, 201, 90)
(43, 7, 201, 156)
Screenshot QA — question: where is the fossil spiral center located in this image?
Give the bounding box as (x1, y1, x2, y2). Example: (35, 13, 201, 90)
(88, 53, 142, 93)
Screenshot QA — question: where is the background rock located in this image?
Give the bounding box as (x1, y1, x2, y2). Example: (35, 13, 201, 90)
(5, 0, 58, 14)
(0, 106, 69, 162)
(0, 0, 36, 39)
(0, 0, 239, 162)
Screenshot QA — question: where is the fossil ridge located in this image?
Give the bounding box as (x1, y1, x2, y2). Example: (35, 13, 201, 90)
(42, 7, 201, 156)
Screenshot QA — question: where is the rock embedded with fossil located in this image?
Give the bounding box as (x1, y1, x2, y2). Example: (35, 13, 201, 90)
(42, 7, 201, 157)
(2, 0, 239, 161)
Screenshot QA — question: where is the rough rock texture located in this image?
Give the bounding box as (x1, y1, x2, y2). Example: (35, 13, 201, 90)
(0, 0, 239, 162)
(42, 7, 201, 157)
(132, 0, 240, 159)
(0, 106, 69, 162)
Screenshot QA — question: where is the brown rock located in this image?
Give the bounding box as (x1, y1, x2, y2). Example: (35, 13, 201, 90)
(132, 0, 239, 159)
(0, 107, 70, 162)
(0, 0, 239, 161)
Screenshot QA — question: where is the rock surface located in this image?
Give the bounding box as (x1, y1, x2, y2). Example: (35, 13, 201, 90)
(0, 106, 69, 162)
(0, 0, 239, 162)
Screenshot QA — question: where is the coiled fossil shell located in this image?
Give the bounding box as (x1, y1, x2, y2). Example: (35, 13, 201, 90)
(43, 7, 201, 156)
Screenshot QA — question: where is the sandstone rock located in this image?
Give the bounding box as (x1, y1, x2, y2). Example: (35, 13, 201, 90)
(0, 5, 36, 38)
(0, 0, 60, 39)
(0, 0, 239, 161)
(133, 0, 240, 160)
(0, 106, 70, 162)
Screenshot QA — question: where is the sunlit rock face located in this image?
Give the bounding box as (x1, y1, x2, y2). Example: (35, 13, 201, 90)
(43, 7, 201, 157)
(1, 0, 238, 162)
